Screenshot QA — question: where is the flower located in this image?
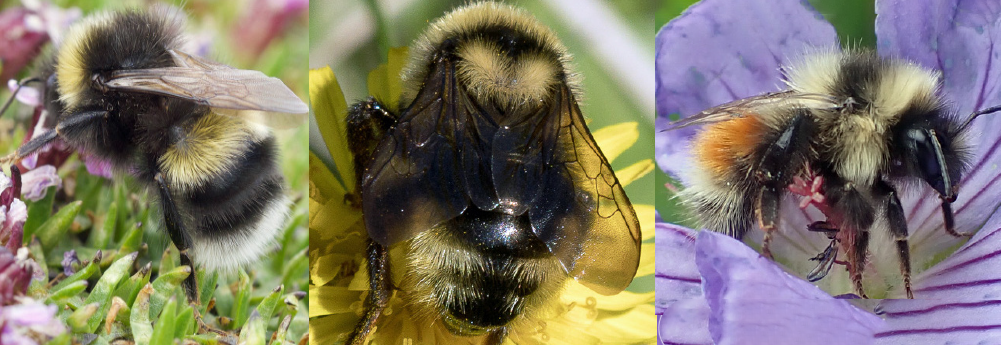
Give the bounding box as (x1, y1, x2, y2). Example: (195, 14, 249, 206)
(656, 0, 1001, 342)
(0, 247, 33, 305)
(309, 50, 655, 343)
(0, 169, 27, 252)
(19, 165, 60, 202)
(231, 0, 307, 60)
(0, 300, 67, 345)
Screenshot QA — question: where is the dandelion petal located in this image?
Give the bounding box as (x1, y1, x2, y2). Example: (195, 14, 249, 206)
(654, 0, 836, 178)
(695, 231, 885, 345)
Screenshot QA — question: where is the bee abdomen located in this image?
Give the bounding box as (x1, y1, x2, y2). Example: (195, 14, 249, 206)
(161, 120, 288, 272)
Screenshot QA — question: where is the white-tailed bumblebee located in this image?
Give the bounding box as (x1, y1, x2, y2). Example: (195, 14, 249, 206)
(670, 49, 1000, 299)
(344, 2, 641, 343)
(4, 9, 307, 300)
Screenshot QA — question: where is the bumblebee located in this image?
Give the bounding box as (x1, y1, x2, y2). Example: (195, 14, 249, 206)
(670, 49, 1000, 299)
(4, 10, 307, 300)
(343, 2, 641, 343)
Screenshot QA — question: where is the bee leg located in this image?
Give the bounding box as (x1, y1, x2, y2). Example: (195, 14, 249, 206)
(823, 178, 875, 298)
(346, 97, 397, 192)
(0, 130, 58, 165)
(874, 179, 913, 299)
(755, 185, 781, 259)
(347, 240, 392, 345)
(153, 173, 199, 304)
(940, 200, 971, 237)
(753, 109, 816, 259)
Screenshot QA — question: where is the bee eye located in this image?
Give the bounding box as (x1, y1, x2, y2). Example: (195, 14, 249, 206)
(906, 128, 953, 199)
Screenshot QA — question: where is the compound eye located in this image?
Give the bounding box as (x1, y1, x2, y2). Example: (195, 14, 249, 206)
(907, 128, 953, 199)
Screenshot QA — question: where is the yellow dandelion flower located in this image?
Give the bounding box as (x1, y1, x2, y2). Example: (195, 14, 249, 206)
(308, 49, 654, 344)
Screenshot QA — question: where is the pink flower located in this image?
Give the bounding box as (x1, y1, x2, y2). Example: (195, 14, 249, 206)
(0, 301, 66, 345)
(231, 0, 307, 59)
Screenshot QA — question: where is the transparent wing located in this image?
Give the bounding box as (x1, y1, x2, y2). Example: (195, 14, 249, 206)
(665, 91, 839, 130)
(104, 50, 309, 118)
(528, 84, 642, 295)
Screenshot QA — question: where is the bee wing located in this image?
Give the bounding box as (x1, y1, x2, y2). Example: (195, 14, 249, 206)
(665, 91, 839, 130)
(529, 84, 642, 295)
(361, 57, 639, 295)
(104, 50, 308, 126)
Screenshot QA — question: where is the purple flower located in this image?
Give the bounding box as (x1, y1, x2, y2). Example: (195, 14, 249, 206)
(0, 301, 66, 345)
(657, 0, 1001, 342)
(19, 165, 60, 202)
(0, 170, 27, 252)
(81, 152, 113, 179)
(0, 247, 33, 305)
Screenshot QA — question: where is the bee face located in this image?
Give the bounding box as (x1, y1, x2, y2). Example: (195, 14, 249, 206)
(344, 2, 641, 342)
(674, 49, 974, 299)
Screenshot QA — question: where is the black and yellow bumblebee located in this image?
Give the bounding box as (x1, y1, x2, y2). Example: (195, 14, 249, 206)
(4, 9, 307, 301)
(343, 2, 641, 343)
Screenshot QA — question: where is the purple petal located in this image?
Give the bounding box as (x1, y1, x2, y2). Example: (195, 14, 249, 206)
(654, 0, 837, 177)
(82, 154, 113, 179)
(656, 223, 702, 314)
(876, 0, 1001, 261)
(908, 207, 1001, 299)
(20, 165, 60, 201)
(658, 299, 712, 345)
(695, 231, 885, 345)
(6, 80, 40, 107)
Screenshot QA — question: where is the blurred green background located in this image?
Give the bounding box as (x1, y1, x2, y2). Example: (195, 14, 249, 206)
(654, 0, 877, 219)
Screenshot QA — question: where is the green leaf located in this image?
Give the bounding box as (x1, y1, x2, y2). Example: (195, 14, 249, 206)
(36, 200, 83, 252)
(149, 265, 190, 318)
(80, 251, 137, 333)
(87, 201, 117, 248)
(67, 303, 99, 333)
(230, 270, 252, 329)
(149, 298, 176, 345)
(197, 269, 218, 316)
(46, 280, 88, 305)
(174, 304, 195, 338)
(50, 253, 100, 292)
(113, 262, 152, 307)
(23, 185, 56, 242)
(131, 284, 155, 345)
(256, 285, 284, 324)
(117, 220, 144, 254)
(44, 333, 71, 345)
(238, 311, 266, 345)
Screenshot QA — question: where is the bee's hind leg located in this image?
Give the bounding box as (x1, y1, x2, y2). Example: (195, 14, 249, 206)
(155, 173, 231, 335)
(153, 173, 199, 303)
(753, 109, 816, 259)
(346, 240, 392, 345)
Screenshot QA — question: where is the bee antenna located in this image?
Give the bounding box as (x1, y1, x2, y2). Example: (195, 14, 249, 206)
(0, 77, 42, 118)
(961, 104, 1001, 131)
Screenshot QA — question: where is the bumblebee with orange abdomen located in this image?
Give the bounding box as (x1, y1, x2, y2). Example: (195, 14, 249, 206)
(344, 2, 641, 343)
(670, 49, 1000, 299)
(4, 9, 307, 301)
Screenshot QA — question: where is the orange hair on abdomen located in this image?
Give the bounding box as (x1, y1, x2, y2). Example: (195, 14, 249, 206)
(692, 115, 767, 181)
